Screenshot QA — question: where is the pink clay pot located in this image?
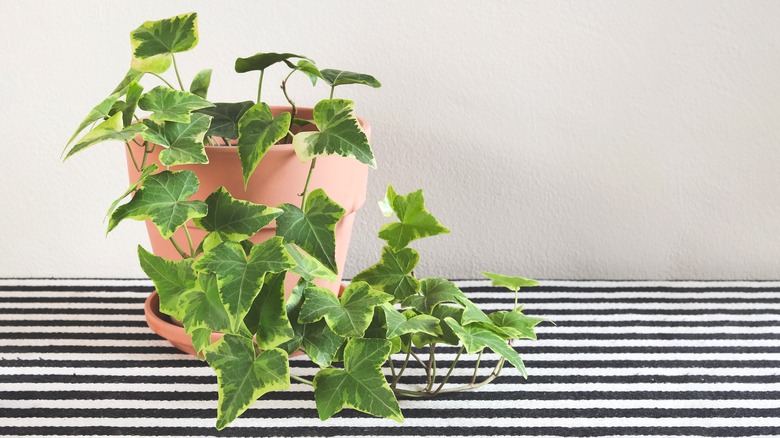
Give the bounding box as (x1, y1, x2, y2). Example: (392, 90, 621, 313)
(126, 106, 371, 296)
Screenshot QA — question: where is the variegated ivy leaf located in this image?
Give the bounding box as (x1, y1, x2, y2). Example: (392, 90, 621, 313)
(236, 102, 291, 186)
(193, 187, 282, 242)
(481, 272, 539, 291)
(454, 295, 494, 327)
(299, 282, 392, 338)
(192, 238, 294, 329)
(488, 310, 546, 340)
(243, 272, 294, 350)
(105, 163, 158, 219)
(138, 86, 214, 124)
(234, 52, 307, 73)
(378, 185, 450, 249)
(380, 304, 441, 339)
(137, 245, 194, 321)
(189, 69, 212, 99)
(402, 277, 466, 314)
(197, 101, 253, 139)
(313, 338, 402, 422)
(284, 243, 338, 283)
(444, 317, 528, 378)
(289, 58, 322, 86)
(411, 305, 463, 348)
(122, 81, 144, 127)
(64, 113, 147, 160)
(276, 189, 345, 274)
(352, 246, 420, 302)
(204, 335, 290, 430)
(292, 99, 375, 167)
(320, 69, 381, 88)
(111, 69, 145, 95)
(178, 272, 241, 353)
(108, 170, 207, 239)
(141, 112, 212, 166)
(130, 12, 198, 74)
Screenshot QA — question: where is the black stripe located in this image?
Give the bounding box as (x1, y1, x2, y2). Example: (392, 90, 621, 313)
(0, 309, 142, 315)
(0, 297, 146, 304)
(523, 309, 780, 315)
(0, 333, 158, 340)
(467, 297, 780, 304)
(460, 285, 780, 293)
(0, 320, 147, 327)
(0, 285, 153, 292)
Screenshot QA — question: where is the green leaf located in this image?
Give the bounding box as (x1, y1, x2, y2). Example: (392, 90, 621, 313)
(481, 272, 539, 291)
(105, 163, 159, 219)
(276, 189, 345, 274)
(234, 52, 306, 73)
(236, 102, 291, 186)
(138, 86, 214, 124)
(189, 69, 212, 98)
(292, 99, 375, 167)
(313, 338, 402, 422)
(178, 272, 240, 352)
(378, 185, 450, 249)
(246, 272, 294, 349)
(131, 53, 171, 74)
(302, 320, 346, 368)
(196, 101, 253, 139)
(320, 69, 381, 88)
(284, 244, 338, 283)
(279, 280, 308, 353)
(108, 170, 207, 238)
(110, 69, 145, 95)
(443, 317, 528, 378)
(137, 245, 194, 321)
(294, 59, 322, 85)
(64, 113, 147, 160)
(402, 277, 466, 314)
(131, 12, 198, 60)
(411, 305, 463, 348)
(122, 81, 144, 127)
(204, 335, 290, 430)
(299, 282, 392, 338)
(65, 94, 119, 149)
(488, 310, 545, 340)
(380, 304, 441, 339)
(192, 237, 294, 328)
(455, 295, 493, 326)
(352, 246, 420, 302)
(193, 187, 282, 242)
(141, 113, 212, 166)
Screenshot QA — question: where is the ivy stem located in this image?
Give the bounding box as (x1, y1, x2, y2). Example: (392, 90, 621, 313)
(290, 374, 313, 386)
(425, 343, 437, 392)
(171, 54, 185, 91)
(329, 85, 335, 99)
(257, 69, 265, 103)
(393, 357, 506, 398)
(514, 289, 519, 310)
(280, 68, 298, 143)
(387, 357, 397, 381)
(125, 143, 141, 172)
(391, 349, 412, 388)
(431, 345, 464, 395)
(183, 226, 195, 257)
(168, 237, 189, 259)
(471, 349, 484, 385)
(221, 137, 232, 147)
(299, 158, 317, 210)
(140, 143, 151, 170)
(150, 73, 176, 89)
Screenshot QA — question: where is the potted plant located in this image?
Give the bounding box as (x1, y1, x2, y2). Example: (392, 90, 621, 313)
(63, 12, 548, 430)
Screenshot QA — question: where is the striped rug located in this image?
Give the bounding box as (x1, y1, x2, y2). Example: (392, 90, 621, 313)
(0, 279, 778, 437)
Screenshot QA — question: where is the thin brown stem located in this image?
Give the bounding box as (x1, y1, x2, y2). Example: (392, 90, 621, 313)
(471, 349, 484, 385)
(169, 237, 189, 259)
(431, 346, 464, 395)
(425, 343, 437, 392)
(391, 349, 412, 388)
(125, 143, 140, 172)
(299, 158, 317, 209)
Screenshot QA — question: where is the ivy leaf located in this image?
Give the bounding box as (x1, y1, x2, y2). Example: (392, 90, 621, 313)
(178, 272, 241, 353)
(320, 69, 381, 88)
(122, 82, 144, 127)
(443, 317, 527, 378)
(411, 305, 463, 348)
(488, 310, 545, 340)
(380, 304, 441, 339)
(378, 185, 450, 249)
(108, 169, 207, 239)
(236, 102, 291, 186)
(193, 187, 282, 242)
(276, 189, 345, 274)
(313, 338, 402, 422)
(204, 335, 290, 430)
(284, 243, 338, 283)
(64, 113, 147, 160)
(197, 101, 253, 139)
(110, 69, 145, 95)
(130, 12, 198, 73)
(245, 272, 294, 350)
(292, 99, 375, 167)
(65, 94, 119, 150)
(189, 69, 212, 99)
(481, 272, 539, 291)
(293, 59, 322, 85)
(141, 113, 212, 166)
(105, 163, 159, 219)
(403, 277, 466, 314)
(299, 282, 392, 338)
(137, 245, 194, 321)
(352, 246, 420, 302)
(138, 86, 214, 124)
(234, 52, 307, 73)
(192, 237, 294, 328)
(455, 295, 494, 327)
(278, 280, 307, 354)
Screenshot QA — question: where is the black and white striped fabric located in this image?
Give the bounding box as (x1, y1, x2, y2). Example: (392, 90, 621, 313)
(1, 279, 778, 437)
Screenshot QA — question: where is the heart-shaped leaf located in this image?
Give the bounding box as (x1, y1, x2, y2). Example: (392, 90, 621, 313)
(234, 52, 306, 73)
(141, 112, 212, 166)
(481, 272, 539, 291)
(65, 94, 120, 149)
(197, 101, 253, 139)
(380, 304, 441, 339)
(236, 102, 291, 186)
(178, 272, 240, 353)
(106, 163, 159, 219)
(193, 187, 282, 242)
(284, 243, 338, 283)
(292, 99, 375, 167)
(411, 305, 463, 348)
(122, 82, 144, 127)
(293, 59, 322, 85)
(352, 246, 420, 302)
(402, 277, 465, 314)
(299, 282, 392, 338)
(443, 317, 527, 378)
(130, 12, 198, 73)
(189, 69, 212, 99)
(276, 189, 345, 274)
(320, 69, 381, 88)
(108, 169, 207, 238)
(137, 245, 194, 321)
(313, 338, 402, 422)
(244, 272, 294, 349)
(378, 185, 450, 249)
(488, 310, 545, 340)
(138, 86, 214, 124)
(204, 335, 290, 430)
(65, 113, 147, 160)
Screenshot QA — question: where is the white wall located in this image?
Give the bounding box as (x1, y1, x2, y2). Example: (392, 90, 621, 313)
(2, 0, 780, 280)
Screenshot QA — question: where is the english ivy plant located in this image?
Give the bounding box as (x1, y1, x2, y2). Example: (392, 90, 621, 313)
(63, 12, 548, 430)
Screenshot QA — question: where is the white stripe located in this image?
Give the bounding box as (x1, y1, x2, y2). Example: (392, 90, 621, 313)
(534, 325, 780, 333)
(0, 314, 145, 321)
(533, 314, 780, 321)
(0, 279, 153, 287)
(0, 303, 140, 309)
(455, 280, 780, 288)
(464, 291, 780, 299)
(0, 326, 151, 334)
(0, 291, 150, 299)
(0, 339, 173, 347)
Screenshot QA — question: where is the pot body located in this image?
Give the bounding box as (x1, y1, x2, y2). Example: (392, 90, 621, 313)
(126, 106, 370, 294)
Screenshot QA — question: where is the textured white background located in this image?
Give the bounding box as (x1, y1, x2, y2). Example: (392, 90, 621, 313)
(1, 0, 780, 280)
